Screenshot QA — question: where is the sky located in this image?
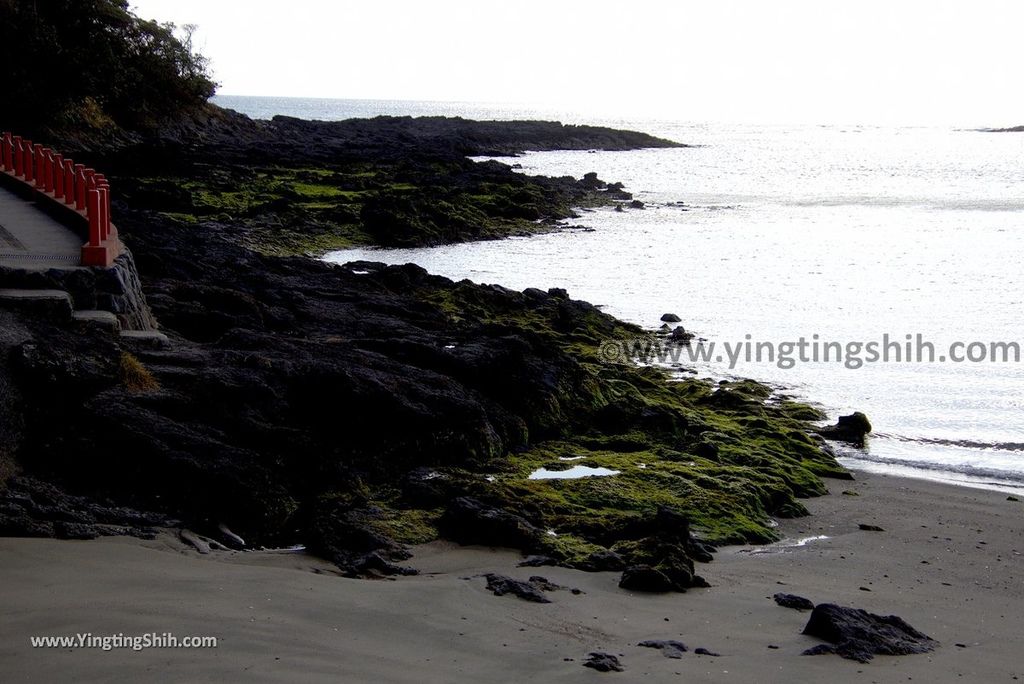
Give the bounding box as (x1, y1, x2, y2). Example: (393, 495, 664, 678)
(130, 0, 1023, 126)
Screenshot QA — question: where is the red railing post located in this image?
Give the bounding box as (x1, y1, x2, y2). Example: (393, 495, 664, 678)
(63, 160, 75, 204)
(74, 164, 87, 210)
(53, 153, 64, 197)
(86, 189, 102, 247)
(34, 144, 45, 189)
(1, 132, 11, 172)
(13, 136, 24, 176)
(95, 175, 110, 240)
(43, 149, 55, 193)
(24, 140, 34, 183)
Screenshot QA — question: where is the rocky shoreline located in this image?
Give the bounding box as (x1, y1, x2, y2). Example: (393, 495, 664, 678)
(2, 109, 860, 590)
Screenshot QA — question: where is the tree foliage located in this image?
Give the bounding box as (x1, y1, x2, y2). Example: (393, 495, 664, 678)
(0, 0, 216, 132)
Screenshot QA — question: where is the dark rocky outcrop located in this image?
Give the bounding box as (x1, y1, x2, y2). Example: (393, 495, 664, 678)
(0, 112, 853, 580)
(801, 603, 939, 662)
(0, 475, 172, 540)
(577, 549, 626, 572)
(306, 500, 417, 578)
(59, 111, 689, 253)
(441, 497, 543, 550)
(816, 412, 872, 445)
(607, 506, 712, 592)
(619, 565, 675, 592)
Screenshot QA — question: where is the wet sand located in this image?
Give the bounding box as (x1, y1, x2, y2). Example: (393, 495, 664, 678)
(1, 471, 1022, 683)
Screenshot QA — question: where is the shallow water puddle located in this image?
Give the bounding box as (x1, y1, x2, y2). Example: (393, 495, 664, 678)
(528, 466, 621, 480)
(737, 535, 831, 555)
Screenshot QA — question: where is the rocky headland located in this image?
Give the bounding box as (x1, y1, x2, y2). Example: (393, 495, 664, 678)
(64, 108, 683, 253)
(1, 108, 856, 588)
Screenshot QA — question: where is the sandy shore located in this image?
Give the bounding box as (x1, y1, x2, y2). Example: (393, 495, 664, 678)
(1, 471, 1022, 683)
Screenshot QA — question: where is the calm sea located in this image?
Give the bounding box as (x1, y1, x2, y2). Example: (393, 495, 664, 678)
(215, 95, 1024, 492)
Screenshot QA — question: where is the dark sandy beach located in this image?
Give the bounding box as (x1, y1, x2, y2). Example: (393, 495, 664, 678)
(2, 471, 1021, 683)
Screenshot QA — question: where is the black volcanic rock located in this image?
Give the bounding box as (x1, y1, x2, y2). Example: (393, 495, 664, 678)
(619, 565, 675, 593)
(441, 497, 544, 550)
(482, 573, 552, 603)
(0, 476, 171, 540)
(638, 639, 687, 658)
(773, 592, 815, 611)
(801, 603, 939, 662)
(576, 549, 626, 572)
(816, 412, 872, 445)
(583, 652, 624, 672)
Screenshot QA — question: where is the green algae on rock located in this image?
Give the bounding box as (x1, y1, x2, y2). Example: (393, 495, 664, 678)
(357, 275, 853, 577)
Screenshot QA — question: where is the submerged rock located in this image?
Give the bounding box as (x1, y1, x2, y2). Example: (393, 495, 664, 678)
(816, 412, 872, 445)
(660, 313, 682, 323)
(669, 326, 694, 343)
(801, 603, 939, 663)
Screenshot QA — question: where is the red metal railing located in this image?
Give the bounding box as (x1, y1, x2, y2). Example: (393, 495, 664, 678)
(0, 131, 119, 267)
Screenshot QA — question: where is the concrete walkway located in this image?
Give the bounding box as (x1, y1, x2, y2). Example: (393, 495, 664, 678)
(0, 183, 84, 271)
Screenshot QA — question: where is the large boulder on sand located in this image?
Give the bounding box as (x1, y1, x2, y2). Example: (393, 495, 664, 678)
(801, 603, 938, 662)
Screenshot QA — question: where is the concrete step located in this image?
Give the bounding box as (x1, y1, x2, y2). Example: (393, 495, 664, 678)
(119, 329, 170, 349)
(72, 309, 121, 332)
(0, 288, 73, 320)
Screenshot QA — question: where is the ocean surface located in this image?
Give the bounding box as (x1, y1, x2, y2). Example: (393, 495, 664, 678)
(216, 95, 1024, 492)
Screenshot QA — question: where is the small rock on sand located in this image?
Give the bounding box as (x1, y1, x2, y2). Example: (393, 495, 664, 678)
(583, 652, 624, 672)
(638, 639, 687, 658)
(482, 574, 551, 603)
(773, 592, 815, 610)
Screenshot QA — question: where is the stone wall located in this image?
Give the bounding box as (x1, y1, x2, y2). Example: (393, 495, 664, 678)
(0, 248, 156, 330)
